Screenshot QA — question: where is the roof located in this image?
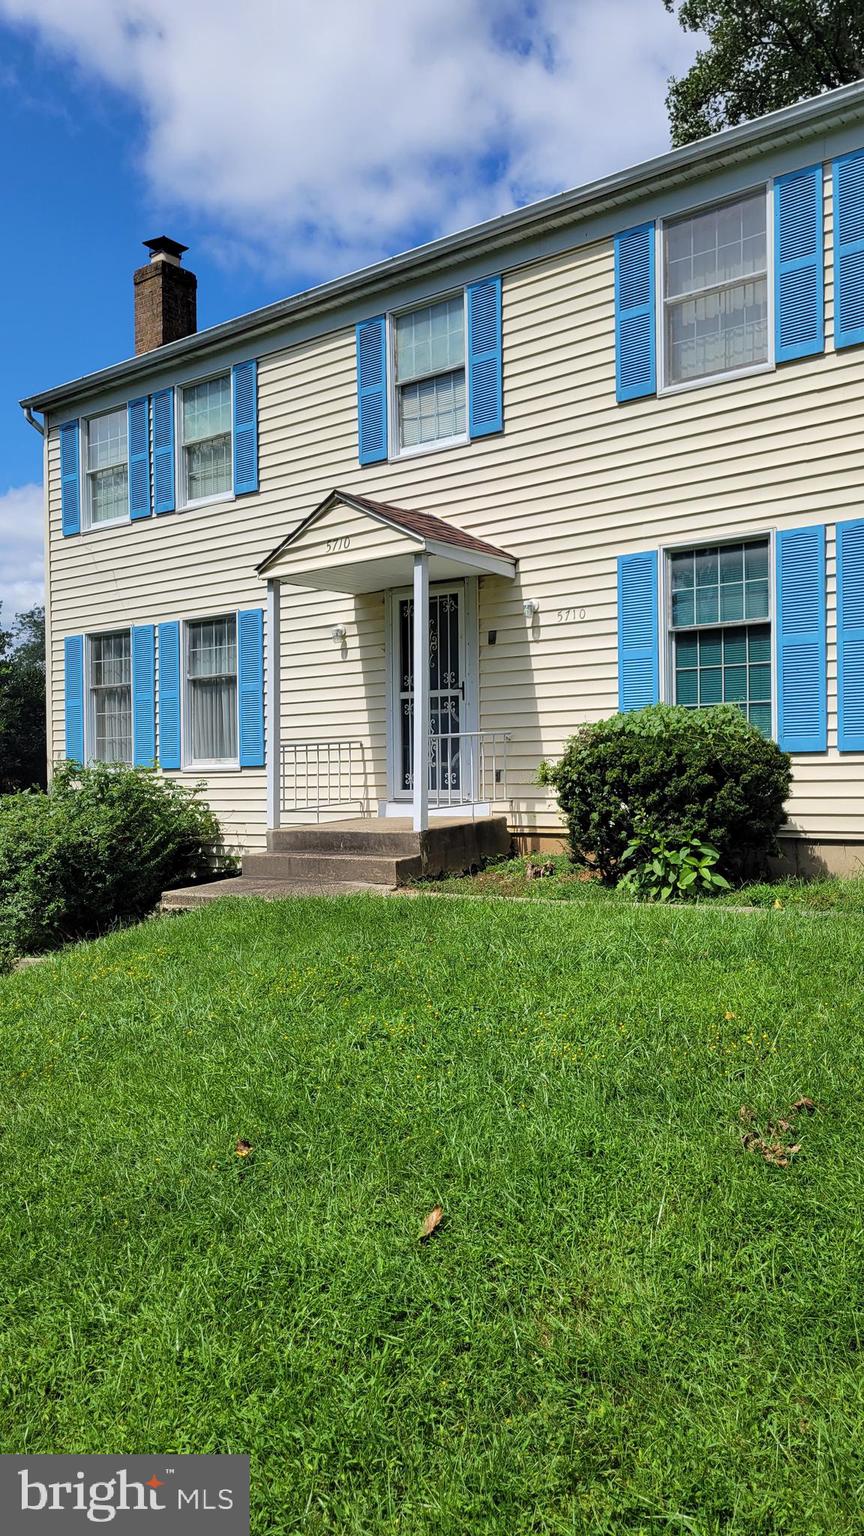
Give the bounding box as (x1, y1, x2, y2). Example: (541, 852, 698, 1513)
(256, 489, 516, 576)
(21, 80, 864, 414)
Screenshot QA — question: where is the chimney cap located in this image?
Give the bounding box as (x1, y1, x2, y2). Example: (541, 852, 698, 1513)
(143, 235, 189, 261)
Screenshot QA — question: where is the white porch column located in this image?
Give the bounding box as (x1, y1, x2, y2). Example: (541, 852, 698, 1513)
(266, 578, 281, 830)
(412, 552, 429, 832)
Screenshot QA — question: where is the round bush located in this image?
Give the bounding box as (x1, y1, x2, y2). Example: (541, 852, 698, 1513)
(0, 763, 231, 957)
(539, 704, 791, 884)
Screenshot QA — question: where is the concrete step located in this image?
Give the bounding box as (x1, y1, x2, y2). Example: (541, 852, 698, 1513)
(242, 850, 422, 885)
(161, 876, 395, 910)
(268, 826, 421, 856)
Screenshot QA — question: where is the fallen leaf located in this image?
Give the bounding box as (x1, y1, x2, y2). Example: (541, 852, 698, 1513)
(420, 1204, 444, 1241)
(235, 1139, 253, 1158)
(792, 1097, 817, 1115)
(773, 899, 784, 910)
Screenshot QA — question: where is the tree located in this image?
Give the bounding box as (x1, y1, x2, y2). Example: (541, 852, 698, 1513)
(663, 2, 864, 146)
(0, 606, 47, 792)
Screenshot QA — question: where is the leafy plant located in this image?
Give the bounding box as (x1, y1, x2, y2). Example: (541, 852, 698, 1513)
(617, 831, 731, 902)
(539, 704, 791, 885)
(0, 763, 232, 958)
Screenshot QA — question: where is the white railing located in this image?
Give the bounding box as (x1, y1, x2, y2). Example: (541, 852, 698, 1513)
(279, 731, 511, 818)
(280, 740, 366, 816)
(427, 730, 511, 808)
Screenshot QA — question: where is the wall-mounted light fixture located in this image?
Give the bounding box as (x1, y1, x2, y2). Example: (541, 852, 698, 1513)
(331, 623, 347, 644)
(522, 599, 539, 620)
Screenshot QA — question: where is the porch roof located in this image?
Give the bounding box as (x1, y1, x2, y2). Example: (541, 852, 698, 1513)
(256, 489, 518, 593)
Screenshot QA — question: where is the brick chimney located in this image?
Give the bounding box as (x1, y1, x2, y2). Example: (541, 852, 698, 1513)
(133, 236, 197, 353)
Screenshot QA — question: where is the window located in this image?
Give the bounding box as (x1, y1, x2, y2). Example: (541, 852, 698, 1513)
(181, 375, 232, 503)
(86, 410, 128, 525)
(89, 631, 132, 763)
(393, 295, 466, 451)
(662, 190, 769, 388)
(669, 539, 771, 734)
(186, 616, 237, 764)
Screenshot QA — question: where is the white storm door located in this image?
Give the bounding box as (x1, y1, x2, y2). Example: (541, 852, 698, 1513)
(392, 583, 466, 801)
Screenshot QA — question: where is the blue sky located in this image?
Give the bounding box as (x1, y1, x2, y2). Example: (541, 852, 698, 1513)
(0, 0, 697, 617)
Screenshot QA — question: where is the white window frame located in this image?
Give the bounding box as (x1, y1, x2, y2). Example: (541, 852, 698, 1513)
(660, 529, 777, 740)
(180, 611, 240, 772)
(387, 287, 469, 461)
(82, 410, 129, 531)
(656, 181, 775, 397)
(85, 626, 133, 765)
(176, 371, 235, 512)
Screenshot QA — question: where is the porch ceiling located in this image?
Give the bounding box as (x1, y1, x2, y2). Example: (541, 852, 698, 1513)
(256, 489, 518, 593)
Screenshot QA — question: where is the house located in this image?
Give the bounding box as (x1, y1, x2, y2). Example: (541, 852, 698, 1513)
(19, 83, 864, 883)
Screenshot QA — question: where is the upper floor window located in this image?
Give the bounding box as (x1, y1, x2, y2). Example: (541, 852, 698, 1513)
(662, 190, 768, 389)
(89, 629, 132, 763)
(180, 375, 232, 504)
(185, 615, 238, 765)
(668, 537, 771, 734)
(393, 295, 466, 452)
(86, 410, 128, 526)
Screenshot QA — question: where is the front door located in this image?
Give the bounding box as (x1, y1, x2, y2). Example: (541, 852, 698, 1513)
(391, 583, 467, 801)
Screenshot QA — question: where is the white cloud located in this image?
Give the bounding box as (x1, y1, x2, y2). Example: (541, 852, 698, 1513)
(0, 484, 44, 620)
(0, 0, 698, 278)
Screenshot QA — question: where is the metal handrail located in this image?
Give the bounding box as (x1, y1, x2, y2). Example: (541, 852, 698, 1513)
(280, 739, 366, 816)
(427, 730, 511, 807)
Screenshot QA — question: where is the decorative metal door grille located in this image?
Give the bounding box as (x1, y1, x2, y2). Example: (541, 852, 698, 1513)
(398, 589, 463, 794)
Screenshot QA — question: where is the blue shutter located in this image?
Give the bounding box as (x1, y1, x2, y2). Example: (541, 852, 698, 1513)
(467, 275, 503, 437)
(617, 552, 659, 711)
(232, 359, 258, 494)
(238, 608, 265, 768)
(833, 149, 864, 349)
(774, 165, 824, 362)
(131, 624, 156, 766)
(837, 519, 864, 750)
(60, 421, 80, 537)
(64, 635, 84, 762)
(152, 388, 175, 513)
(158, 620, 181, 770)
(614, 224, 656, 402)
(128, 397, 151, 520)
(356, 315, 388, 464)
(776, 526, 826, 752)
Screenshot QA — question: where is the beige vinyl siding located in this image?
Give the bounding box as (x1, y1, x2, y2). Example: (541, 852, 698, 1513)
(46, 159, 864, 847)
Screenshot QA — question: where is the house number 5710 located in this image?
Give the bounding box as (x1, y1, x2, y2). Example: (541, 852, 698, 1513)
(326, 536, 351, 553)
(556, 606, 587, 622)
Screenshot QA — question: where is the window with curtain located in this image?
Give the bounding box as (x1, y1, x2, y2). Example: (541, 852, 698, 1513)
(669, 538, 772, 734)
(181, 375, 232, 502)
(186, 616, 238, 763)
(89, 630, 132, 762)
(86, 409, 128, 525)
(394, 295, 466, 450)
(663, 190, 768, 387)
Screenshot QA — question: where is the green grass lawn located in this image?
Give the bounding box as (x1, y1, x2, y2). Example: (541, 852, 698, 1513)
(417, 852, 864, 911)
(2, 895, 864, 1534)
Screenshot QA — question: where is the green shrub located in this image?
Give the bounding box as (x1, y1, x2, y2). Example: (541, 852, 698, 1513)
(0, 763, 230, 958)
(539, 704, 791, 884)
